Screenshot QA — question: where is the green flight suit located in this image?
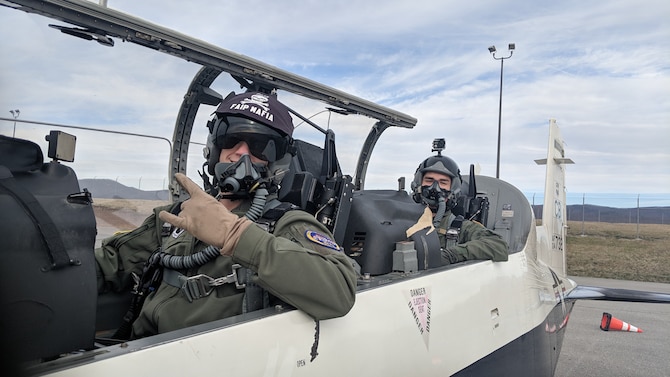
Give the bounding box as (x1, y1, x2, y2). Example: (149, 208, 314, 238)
(95, 202, 357, 338)
(437, 211, 509, 265)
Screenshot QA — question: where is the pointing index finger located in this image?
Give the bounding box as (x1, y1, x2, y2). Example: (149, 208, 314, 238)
(174, 173, 203, 196)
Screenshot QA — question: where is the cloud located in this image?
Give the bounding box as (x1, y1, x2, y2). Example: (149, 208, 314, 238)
(0, 0, 668, 205)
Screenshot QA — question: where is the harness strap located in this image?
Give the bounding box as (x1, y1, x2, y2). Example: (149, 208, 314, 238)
(241, 201, 296, 311)
(160, 200, 296, 307)
(437, 213, 463, 250)
(0, 165, 77, 270)
(255, 201, 298, 232)
(241, 268, 269, 313)
(162, 264, 246, 302)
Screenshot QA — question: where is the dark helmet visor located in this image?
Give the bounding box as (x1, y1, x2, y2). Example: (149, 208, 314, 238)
(214, 116, 290, 162)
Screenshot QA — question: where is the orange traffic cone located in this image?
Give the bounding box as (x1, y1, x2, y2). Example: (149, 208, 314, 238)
(600, 312, 643, 333)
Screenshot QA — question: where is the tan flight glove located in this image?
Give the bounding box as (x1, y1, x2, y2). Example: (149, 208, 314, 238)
(406, 207, 436, 238)
(158, 173, 252, 256)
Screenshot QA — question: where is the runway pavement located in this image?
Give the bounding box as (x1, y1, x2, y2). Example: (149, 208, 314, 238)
(554, 277, 670, 377)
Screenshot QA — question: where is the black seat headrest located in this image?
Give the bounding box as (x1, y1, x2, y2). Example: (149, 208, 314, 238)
(0, 135, 43, 173)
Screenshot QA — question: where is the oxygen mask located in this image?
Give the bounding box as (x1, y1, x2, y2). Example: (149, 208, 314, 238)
(421, 181, 448, 209)
(421, 181, 450, 227)
(214, 154, 268, 199)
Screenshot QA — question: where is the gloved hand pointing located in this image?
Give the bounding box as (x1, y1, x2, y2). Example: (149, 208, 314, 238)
(159, 173, 252, 256)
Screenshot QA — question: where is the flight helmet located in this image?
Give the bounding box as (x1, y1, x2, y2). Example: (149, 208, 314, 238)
(411, 139, 462, 211)
(203, 91, 294, 199)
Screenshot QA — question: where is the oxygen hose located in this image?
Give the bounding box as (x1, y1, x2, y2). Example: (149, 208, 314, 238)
(150, 246, 220, 270)
(244, 186, 268, 221)
(433, 196, 446, 227)
(151, 185, 268, 270)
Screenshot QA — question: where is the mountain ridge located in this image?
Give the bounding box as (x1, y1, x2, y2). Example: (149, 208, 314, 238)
(79, 179, 669, 224)
(79, 179, 169, 201)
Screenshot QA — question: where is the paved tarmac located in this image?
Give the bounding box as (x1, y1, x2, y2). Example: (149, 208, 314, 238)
(554, 277, 670, 377)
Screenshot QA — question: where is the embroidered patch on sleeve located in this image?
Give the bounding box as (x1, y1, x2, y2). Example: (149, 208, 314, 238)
(304, 230, 341, 251)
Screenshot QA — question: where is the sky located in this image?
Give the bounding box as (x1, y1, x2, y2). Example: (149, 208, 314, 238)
(1, 0, 669, 207)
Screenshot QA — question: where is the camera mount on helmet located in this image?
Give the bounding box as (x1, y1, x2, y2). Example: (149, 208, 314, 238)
(432, 138, 446, 154)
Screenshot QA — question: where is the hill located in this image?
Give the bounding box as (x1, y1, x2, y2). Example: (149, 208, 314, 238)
(78, 179, 668, 224)
(79, 179, 169, 201)
(532, 204, 668, 225)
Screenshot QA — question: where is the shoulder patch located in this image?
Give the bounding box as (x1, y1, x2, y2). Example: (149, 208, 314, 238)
(304, 230, 341, 251)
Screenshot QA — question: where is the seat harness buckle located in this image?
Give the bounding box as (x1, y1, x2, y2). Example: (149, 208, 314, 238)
(177, 263, 246, 302)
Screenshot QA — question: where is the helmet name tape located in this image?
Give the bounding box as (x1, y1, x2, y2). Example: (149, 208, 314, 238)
(228, 101, 273, 123)
(215, 92, 294, 137)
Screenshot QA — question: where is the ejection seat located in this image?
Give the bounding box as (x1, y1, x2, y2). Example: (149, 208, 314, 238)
(340, 188, 430, 276)
(277, 130, 353, 245)
(0, 133, 97, 364)
(460, 174, 532, 254)
(339, 165, 533, 277)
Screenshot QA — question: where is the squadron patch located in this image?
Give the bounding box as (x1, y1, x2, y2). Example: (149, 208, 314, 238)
(304, 230, 341, 251)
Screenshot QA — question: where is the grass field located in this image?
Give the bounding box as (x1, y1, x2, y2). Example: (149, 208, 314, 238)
(566, 221, 670, 283)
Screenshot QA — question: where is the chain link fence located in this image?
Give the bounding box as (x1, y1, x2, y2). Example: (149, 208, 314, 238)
(527, 193, 670, 225)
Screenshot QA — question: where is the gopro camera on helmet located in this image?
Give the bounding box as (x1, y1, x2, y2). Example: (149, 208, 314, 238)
(432, 138, 446, 154)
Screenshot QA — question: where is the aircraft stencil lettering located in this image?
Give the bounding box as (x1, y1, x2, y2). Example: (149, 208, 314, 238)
(406, 286, 431, 348)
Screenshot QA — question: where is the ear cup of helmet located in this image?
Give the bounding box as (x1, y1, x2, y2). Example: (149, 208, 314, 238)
(205, 115, 228, 176)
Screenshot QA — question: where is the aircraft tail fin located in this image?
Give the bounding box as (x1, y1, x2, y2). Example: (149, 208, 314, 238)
(534, 119, 574, 276)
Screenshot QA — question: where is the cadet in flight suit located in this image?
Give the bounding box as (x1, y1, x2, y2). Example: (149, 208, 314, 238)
(410, 149, 509, 265)
(95, 91, 357, 338)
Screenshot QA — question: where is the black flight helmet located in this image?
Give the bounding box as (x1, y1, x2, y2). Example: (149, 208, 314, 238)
(411, 138, 462, 210)
(203, 91, 294, 196)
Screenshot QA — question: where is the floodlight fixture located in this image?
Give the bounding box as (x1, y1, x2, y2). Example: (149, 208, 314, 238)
(488, 43, 516, 178)
(10, 109, 20, 137)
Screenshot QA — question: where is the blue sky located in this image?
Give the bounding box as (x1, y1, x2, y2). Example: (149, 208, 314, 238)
(1, 0, 669, 207)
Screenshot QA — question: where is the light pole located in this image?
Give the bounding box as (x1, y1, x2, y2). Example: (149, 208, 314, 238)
(488, 43, 515, 179)
(9, 109, 20, 137)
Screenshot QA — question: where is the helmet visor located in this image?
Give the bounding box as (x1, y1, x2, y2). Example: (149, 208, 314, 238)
(215, 116, 290, 162)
